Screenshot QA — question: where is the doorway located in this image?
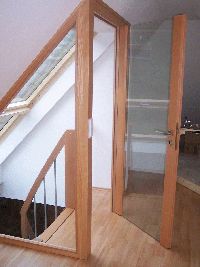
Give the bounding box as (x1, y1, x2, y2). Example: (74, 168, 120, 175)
(92, 18, 115, 191)
(123, 15, 187, 248)
(178, 19, 200, 194)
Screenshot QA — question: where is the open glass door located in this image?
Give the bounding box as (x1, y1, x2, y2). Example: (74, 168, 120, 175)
(124, 15, 187, 246)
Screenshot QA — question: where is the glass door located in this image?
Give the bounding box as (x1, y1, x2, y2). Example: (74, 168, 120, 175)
(124, 15, 187, 244)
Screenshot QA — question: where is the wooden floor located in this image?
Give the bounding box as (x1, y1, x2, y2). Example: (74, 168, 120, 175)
(0, 186, 200, 267)
(123, 193, 162, 241)
(124, 171, 164, 240)
(178, 152, 200, 186)
(46, 211, 76, 250)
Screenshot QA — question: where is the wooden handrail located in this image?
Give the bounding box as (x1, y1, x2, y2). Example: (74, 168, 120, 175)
(20, 130, 76, 239)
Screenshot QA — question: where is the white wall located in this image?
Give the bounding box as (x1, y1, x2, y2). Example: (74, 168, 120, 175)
(0, 0, 80, 99)
(1, 0, 198, 100)
(0, 31, 113, 165)
(1, 0, 199, 101)
(0, 44, 114, 205)
(0, 88, 75, 206)
(0, 60, 75, 165)
(128, 139, 167, 173)
(93, 45, 114, 188)
(0, 165, 2, 184)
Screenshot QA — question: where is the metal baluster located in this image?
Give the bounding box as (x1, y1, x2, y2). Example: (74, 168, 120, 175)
(34, 196, 37, 238)
(54, 159, 58, 219)
(43, 177, 47, 230)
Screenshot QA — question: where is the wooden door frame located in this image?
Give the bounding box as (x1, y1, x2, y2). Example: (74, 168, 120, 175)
(92, 1, 130, 216)
(117, 14, 187, 249)
(76, 0, 130, 259)
(160, 14, 187, 248)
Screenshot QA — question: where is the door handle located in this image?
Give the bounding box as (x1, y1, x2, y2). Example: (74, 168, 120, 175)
(175, 122, 180, 151)
(155, 125, 179, 150)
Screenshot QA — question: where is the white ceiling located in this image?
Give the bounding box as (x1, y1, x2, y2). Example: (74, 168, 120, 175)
(104, 0, 200, 24)
(0, 0, 200, 100)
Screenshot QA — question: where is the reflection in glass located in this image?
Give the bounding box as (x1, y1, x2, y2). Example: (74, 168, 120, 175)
(124, 20, 172, 240)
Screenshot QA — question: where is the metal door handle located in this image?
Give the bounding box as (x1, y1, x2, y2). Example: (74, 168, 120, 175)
(175, 123, 180, 150)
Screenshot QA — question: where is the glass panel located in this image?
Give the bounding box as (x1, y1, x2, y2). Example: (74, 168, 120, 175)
(128, 106, 168, 135)
(11, 28, 76, 103)
(178, 19, 200, 189)
(0, 27, 76, 252)
(0, 115, 13, 131)
(129, 21, 172, 100)
(124, 19, 173, 241)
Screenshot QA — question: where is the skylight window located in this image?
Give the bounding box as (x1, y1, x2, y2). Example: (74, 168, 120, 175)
(0, 115, 13, 131)
(11, 28, 76, 104)
(0, 28, 76, 137)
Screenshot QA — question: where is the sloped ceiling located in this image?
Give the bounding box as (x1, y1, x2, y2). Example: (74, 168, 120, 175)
(105, 0, 199, 23)
(0, 0, 200, 101)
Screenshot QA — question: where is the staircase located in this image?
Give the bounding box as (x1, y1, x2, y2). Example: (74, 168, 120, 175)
(0, 197, 23, 237)
(0, 130, 76, 242)
(20, 130, 76, 240)
(0, 197, 64, 238)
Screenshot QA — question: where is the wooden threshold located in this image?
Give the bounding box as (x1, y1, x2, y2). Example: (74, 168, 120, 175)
(0, 234, 77, 258)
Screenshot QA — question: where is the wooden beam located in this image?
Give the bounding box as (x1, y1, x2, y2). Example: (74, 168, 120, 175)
(93, 0, 129, 27)
(65, 131, 76, 209)
(92, 0, 130, 216)
(76, 0, 94, 260)
(160, 15, 187, 248)
(112, 24, 130, 215)
(0, 235, 77, 258)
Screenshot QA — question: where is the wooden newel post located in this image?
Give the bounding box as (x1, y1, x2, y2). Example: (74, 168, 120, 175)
(65, 131, 76, 209)
(76, 0, 94, 260)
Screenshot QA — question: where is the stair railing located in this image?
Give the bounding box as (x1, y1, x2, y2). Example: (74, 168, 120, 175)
(20, 130, 76, 239)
